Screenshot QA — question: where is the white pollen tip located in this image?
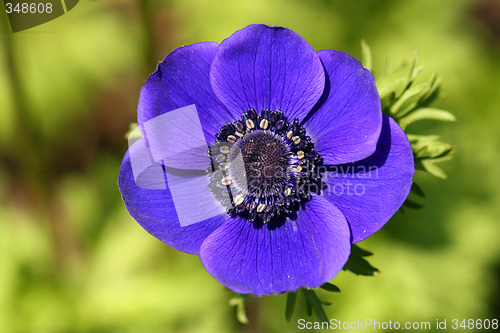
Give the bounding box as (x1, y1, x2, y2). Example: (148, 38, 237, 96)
(295, 165, 303, 173)
(227, 135, 237, 143)
(245, 119, 255, 129)
(256, 203, 266, 213)
(234, 195, 244, 205)
(297, 151, 305, 159)
(221, 177, 232, 186)
(259, 119, 269, 129)
(292, 136, 301, 144)
(235, 131, 245, 137)
(220, 146, 230, 154)
(284, 188, 292, 196)
(286, 131, 293, 139)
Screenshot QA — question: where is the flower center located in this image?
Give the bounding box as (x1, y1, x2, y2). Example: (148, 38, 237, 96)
(228, 130, 290, 198)
(207, 108, 322, 224)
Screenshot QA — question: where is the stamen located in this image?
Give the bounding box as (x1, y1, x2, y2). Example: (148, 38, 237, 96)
(208, 107, 322, 224)
(259, 118, 269, 129)
(215, 154, 226, 163)
(245, 119, 255, 129)
(270, 110, 281, 123)
(276, 119, 286, 132)
(220, 123, 235, 135)
(234, 195, 244, 206)
(221, 177, 232, 186)
(234, 120, 245, 133)
(256, 203, 266, 213)
(275, 120, 285, 131)
(247, 108, 257, 119)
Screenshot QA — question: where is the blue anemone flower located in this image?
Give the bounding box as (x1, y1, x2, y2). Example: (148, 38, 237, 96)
(119, 24, 414, 296)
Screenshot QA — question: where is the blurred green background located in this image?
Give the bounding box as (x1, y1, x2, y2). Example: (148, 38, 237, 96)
(1, 0, 499, 332)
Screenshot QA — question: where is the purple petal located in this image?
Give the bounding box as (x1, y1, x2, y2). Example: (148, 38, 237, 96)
(199, 195, 351, 295)
(304, 50, 382, 165)
(137, 42, 237, 170)
(321, 115, 414, 243)
(127, 128, 167, 190)
(118, 142, 229, 254)
(210, 24, 325, 121)
(141, 104, 211, 170)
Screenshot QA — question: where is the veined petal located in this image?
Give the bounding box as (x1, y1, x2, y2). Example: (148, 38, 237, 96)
(118, 140, 229, 254)
(137, 42, 236, 170)
(305, 50, 382, 165)
(210, 24, 325, 121)
(199, 195, 351, 295)
(322, 115, 414, 243)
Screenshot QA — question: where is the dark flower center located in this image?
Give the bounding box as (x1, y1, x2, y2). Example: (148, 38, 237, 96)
(207, 108, 322, 224)
(228, 130, 290, 197)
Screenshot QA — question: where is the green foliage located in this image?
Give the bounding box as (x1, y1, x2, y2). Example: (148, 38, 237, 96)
(362, 43, 456, 180)
(410, 182, 426, 198)
(360, 39, 372, 71)
(284, 284, 340, 322)
(284, 292, 297, 322)
(320, 282, 341, 293)
(343, 244, 379, 276)
(229, 293, 249, 324)
(302, 289, 329, 323)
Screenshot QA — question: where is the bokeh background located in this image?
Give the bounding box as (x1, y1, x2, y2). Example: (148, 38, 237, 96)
(1, 0, 499, 332)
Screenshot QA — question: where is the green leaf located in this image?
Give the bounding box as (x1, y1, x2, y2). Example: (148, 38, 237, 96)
(126, 123, 141, 145)
(343, 244, 379, 276)
(285, 292, 297, 322)
(402, 199, 424, 209)
(390, 83, 427, 117)
(418, 73, 442, 107)
(351, 243, 374, 257)
(410, 182, 426, 198)
(408, 134, 453, 159)
(361, 40, 372, 71)
(302, 289, 329, 323)
(229, 294, 249, 324)
(320, 282, 341, 293)
(420, 160, 448, 179)
(429, 149, 455, 163)
(401, 108, 456, 125)
(401, 55, 423, 96)
(377, 77, 408, 102)
(370, 51, 456, 181)
(305, 295, 312, 317)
